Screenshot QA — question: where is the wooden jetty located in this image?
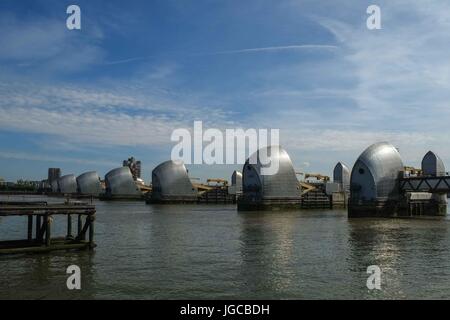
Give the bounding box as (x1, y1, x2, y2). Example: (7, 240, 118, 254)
(0, 200, 96, 255)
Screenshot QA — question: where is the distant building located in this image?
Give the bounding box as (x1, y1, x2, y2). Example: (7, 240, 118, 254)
(48, 168, 61, 184)
(123, 157, 141, 180)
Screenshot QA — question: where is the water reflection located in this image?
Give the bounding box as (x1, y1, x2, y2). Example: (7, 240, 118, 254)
(238, 211, 298, 298)
(347, 217, 450, 299)
(3, 194, 450, 299)
(0, 251, 95, 299)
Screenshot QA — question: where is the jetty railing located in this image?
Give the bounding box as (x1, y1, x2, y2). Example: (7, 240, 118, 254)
(0, 201, 96, 255)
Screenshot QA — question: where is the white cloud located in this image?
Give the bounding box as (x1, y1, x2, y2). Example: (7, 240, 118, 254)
(2, 1, 450, 176)
(0, 151, 117, 167)
(246, 0, 450, 167)
(317, 1, 450, 128)
(0, 13, 104, 73)
(206, 44, 338, 55)
(0, 81, 238, 147)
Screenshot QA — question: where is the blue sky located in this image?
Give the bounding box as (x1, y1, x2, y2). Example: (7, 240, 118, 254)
(1, 0, 450, 182)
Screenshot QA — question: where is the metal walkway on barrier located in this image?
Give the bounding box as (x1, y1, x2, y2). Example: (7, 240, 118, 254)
(399, 176, 450, 193)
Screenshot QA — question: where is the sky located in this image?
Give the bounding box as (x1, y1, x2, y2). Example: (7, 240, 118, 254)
(1, 0, 450, 183)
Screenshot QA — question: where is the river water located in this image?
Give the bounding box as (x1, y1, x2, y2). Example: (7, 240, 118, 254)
(1, 195, 450, 299)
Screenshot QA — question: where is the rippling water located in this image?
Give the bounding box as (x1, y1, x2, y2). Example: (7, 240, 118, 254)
(1, 195, 450, 299)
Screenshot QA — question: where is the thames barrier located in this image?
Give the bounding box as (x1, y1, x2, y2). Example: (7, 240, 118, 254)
(3, 141, 449, 217)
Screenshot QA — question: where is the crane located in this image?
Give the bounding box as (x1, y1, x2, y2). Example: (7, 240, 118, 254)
(206, 178, 228, 186)
(403, 166, 422, 176)
(296, 171, 330, 182)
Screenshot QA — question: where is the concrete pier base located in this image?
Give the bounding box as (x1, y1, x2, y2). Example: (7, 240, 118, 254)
(348, 200, 403, 218)
(146, 195, 198, 204)
(349, 197, 447, 217)
(237, 197, 302, 211)
(331, 192, 348, 209)
(99, 194, 144, 201)
(408, 200, 447, 216)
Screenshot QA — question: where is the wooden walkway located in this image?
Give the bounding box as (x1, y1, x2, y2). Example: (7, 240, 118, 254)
(0, 201, 96, 255)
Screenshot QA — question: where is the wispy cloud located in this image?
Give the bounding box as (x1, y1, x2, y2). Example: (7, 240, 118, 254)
(0, 12, 103, 74)
(2, 0, 450, 178)
(245, 0, 450, 167)
(0, 80, 238, 147)
(326, 2, 450, 147)
(204, 44, 339, 55)
(0, 151, 117, 167)
(104, 57, 147, 65)
(104, 44, 338, 65)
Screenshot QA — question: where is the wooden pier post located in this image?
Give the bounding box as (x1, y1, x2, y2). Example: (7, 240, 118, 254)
(1, 201, 96, 255)
(77, 214, 82, 239)
(78, 215, 86, 241)
(88, 215, 95, 249)
(35, 215, 41, 241)
(45, 215, 51, 247)
(36, 215, 43, 242)
(67, 214, 72, 239)
(27, 215, 33, 241)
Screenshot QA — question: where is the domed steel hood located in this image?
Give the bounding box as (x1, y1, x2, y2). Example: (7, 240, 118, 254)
(242, 145, 300, 199)
(350, 142, 404, 201)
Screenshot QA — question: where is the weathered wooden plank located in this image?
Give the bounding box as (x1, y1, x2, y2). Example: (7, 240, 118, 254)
(0, 205, 94, 209)
(0, 242, 90, 255)
(0, 201, 48, 206)
(0, 206, 95, 215)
